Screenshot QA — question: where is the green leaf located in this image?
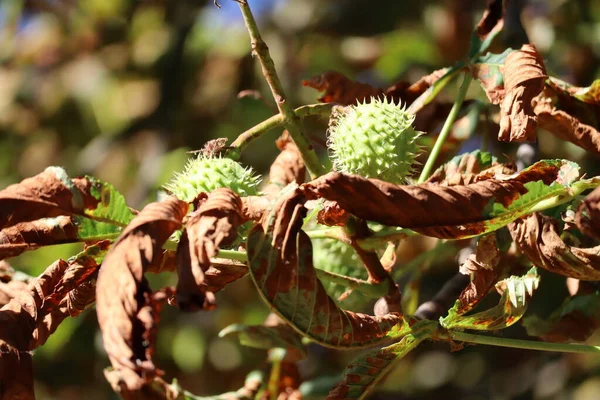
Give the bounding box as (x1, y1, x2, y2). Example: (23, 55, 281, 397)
(441, 268, 539, 331)
(326, 320, 436, 400)
(548, 77, 600, 105)
(83, 176, 136, 226)
(219, 323, 306, 356)
(72, 215, 124, 240)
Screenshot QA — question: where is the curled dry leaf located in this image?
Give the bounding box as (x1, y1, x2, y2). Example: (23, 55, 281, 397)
(301, 160, 578, 239)
(302, 68, 449, 106)
(456, 234, 500, 315)
(317, 200, 349, 226)
(96, 196, 188, 391)
(265, 131, 306, 194)
(247, 186, 406, 349)
(176, 188, 243, 311)
(476, 0, 506, 45)
(302, 71, 384, 104)
(499, 44, 547, 142)
(0, 166, 135, 231)
(0, 246, 104, 399)
(576, 187, 600, 240)
(523, 293, 600, 343)
(534, 99, 600, 155)
(427, 150, 516, 186)
(509, 212, 600, 280)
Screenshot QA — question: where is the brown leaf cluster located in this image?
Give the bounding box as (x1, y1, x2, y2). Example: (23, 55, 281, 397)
(176, 188, 243, 311)
(499, 44, 547, 142)
(0, 246, 103, 399)
(509, 213, 600, 280)
(96, 197, 188, 391)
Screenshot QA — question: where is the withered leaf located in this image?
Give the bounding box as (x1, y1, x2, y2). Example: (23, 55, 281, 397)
(264, 131, 306, 195)
(456, 234, 500, 315)
(0, 167, 135, 231)
(427, 150, 516, 186)
(535, 100, 600, 155)
(302, 71, 384, 104)
(523, 293, 600, 343)
(96, 196, 188, 391)
(176, 188, 243, 311)
(0, 243, 105, 399)
(442, 268, 539, 331)
(470, 49, 512, 104)
(303, 68, 450, 107)
(301, 160, 581, 239)
(471, 0, 507, 57)
(327, 319, 434, 400)
(0, 215, 118, 261)
(247, 186, 406, 348)
(576, 187, 600, 240)
(499, 44, 547, 142)
(509, 212, 600, 280)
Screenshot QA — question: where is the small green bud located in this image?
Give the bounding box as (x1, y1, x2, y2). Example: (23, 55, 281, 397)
(328, 98, 423, 184)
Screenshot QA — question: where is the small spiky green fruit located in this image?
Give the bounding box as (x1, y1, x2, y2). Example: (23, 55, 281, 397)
(165, 156, 261, 202)
(328, 98, 423, 184)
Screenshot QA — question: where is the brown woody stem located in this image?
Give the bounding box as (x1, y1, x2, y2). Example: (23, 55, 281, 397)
(237, 1, 325, 178)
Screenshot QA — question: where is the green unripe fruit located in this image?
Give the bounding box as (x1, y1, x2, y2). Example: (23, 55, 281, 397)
(165, 156, 261, 202)
(328, 98, 423, 184)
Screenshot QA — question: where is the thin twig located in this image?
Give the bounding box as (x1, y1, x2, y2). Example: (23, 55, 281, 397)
(228, 103, 334, 160)
(237, 1, 325, 178)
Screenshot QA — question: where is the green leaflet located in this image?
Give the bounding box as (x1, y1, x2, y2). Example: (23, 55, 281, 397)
(219, 323, 306, 356)
(549, 77, 600, 105)
(482, 160, 598, 234)
(83, 176, 136, 226)
(72, 215, 124, 241)
(326, 320, 437, 400)
(441, 268, 539, 331)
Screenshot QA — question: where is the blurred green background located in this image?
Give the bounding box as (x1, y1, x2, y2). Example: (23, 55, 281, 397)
(1, 0, 600, 399)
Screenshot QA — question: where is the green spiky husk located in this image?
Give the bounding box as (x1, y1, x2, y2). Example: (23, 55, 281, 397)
(328, 98, 423, 184)
(165, 156, 261, 202)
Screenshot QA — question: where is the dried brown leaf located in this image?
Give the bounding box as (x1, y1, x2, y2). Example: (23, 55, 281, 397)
(300, 161, 562, 239)
(176, 188, 243, 311)
(268, 131, 306, 191)
(302, 68, 449, 106)
(576, 187, 600, 240)
(509, 213, 600, 280)
(96, 197, 188, 391)
(0, 167, 99, 230)
(316, 200, 349, 227)
(302, 71, 384, 104)
(427, 158, 516, 187)
(476, 0, 507, 43)
(456, 234, 501, 314)
(534, 100, 600, 155)
(499, 44, 547, 142)
(0, 216, 79, 260)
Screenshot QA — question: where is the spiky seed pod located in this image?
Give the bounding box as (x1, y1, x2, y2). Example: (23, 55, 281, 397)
(328, 98, 423, 184)
(165, 156, 261, 202)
